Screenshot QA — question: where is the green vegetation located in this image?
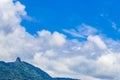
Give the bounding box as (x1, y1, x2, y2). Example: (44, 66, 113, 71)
(0, 58, 78, 80)
(0, 61, 51, 80)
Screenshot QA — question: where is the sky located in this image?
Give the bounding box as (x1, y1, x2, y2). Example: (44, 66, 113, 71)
(20, 0, 120, 40)
(0, 0, 120, 80)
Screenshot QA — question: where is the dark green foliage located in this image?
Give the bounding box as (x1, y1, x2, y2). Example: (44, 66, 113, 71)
(0, 61, 50, 80)
(0, 60, 78, 80)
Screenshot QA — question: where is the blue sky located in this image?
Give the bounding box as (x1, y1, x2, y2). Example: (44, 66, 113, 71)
(20, 0, 120, 40)
(1, 0, 120, 79)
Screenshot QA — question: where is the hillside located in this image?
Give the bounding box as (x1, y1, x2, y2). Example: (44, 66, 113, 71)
(0, 57, 78, 80)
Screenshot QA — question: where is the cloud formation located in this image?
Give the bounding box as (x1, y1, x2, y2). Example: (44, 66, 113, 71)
(0, 0, 120, 80)
(63, 24, 98, 38)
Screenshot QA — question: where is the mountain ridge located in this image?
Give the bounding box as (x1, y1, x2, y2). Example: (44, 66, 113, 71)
(0, 57, 79, 80)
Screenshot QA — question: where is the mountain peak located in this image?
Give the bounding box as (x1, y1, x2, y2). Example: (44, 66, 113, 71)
(15, 57, 21, 62)
(0, 58, 78, 80)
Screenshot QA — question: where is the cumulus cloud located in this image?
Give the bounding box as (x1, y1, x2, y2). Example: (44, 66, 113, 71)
(0, 0, 120, 80)
(0, 0, 26, 34)
(38, 30, 66, 47)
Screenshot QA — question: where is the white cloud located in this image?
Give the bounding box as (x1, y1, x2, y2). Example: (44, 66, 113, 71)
(112, 22, 117, 30)
(63, 24, 98, 38)
(112, 22, 120, 33)
(0, 0, 26, 34)
(1, 0, 120, 80)
(50, 32, 66, 47)
(38, 30, 66, 47)
(88, 35, 107, 50)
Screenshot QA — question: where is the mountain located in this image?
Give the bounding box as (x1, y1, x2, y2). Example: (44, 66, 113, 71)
(0, 57, 79, 80)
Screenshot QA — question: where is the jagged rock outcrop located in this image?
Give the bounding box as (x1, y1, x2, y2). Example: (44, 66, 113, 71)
(15, 57, 21, 62)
